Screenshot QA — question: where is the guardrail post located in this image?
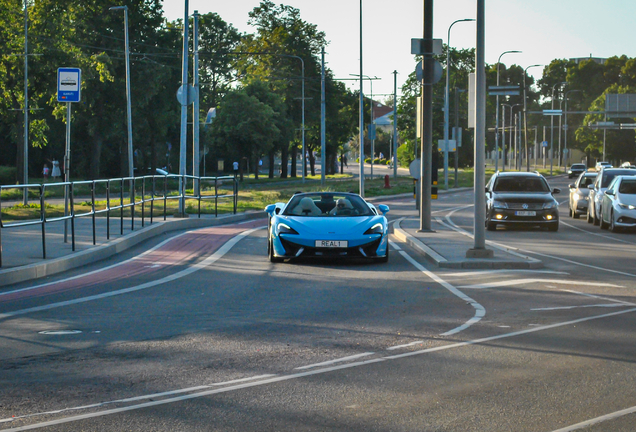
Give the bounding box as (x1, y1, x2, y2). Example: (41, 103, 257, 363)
(91, 180, 96, 245)
(233, 177, 238, 214)
(150, 176, 155, 225)
(141, 177, 146, 228)
(214, 178, 218, 217)
(120, 178, 124, 235)
(40, 184, 46, 259)
(163, 176, 167, 221)
(70, 182, 76, 252)
(131, 177, 135, 231)
(198, 176, 202, 218)
(106, 180, 111, 240)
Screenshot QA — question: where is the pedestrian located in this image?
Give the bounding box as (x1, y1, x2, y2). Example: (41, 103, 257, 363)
(51, 158, 61, 179)
(42, 164, 50, 181)
(233, 161, 239, 177)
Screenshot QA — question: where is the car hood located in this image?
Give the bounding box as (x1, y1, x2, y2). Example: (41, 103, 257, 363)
(492, 192, 555, 202)
(278, 215, 385, 236)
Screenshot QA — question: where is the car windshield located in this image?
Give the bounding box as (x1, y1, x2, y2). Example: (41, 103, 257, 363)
(571, 164, 585, 169)
(282, 193, 374, 217)
(601, 170, 635, 188)
(619, 179, 636, 194)
(493, 176, 550, 192)
(579, 175, 596, 187)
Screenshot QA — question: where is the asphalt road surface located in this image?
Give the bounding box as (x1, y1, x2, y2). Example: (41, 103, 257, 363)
(1, 175, 635, 431)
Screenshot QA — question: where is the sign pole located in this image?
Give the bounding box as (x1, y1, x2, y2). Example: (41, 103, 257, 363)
(64, 102, 71, 242)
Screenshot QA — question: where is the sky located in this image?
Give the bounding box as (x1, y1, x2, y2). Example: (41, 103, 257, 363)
(161, 0, 636, 100)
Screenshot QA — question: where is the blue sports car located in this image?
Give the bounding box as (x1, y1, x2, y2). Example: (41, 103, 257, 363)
(265, 192, 390, 263)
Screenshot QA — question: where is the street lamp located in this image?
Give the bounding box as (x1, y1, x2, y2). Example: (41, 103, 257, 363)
(502, 103, 521, 170)
(494, 50, 521, 172)
(523, 64, 542, 171)
(550, 81, 567, 175)
(359, 0, 364, 197)
(443, 18, 474, 189)
(351, 74, 380, 180)
(109, 6, 134, 188)
(564, 89, 583, 170)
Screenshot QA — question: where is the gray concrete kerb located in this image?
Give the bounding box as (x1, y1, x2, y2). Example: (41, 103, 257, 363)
(391, 218, 543, 269)
(0, 211, 267, 287)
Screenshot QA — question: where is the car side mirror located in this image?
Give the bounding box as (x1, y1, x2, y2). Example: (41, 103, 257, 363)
(378, 204, 390, 215)
(605, 190, 615, 196)
(552, 188, 561, 194)
(588, 185, 594, 190)
(568, 183, 575, 189)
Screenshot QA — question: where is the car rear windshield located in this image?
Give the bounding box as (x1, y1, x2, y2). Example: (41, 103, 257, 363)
(493, 176, 550, 192)
(602, 170, 635, 187)
(619, 180, 636, 194)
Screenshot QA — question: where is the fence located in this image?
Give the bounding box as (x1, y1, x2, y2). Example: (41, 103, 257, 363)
(0, 174, 238, 268)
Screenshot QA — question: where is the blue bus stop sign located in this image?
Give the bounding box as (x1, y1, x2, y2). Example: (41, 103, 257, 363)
(57, 68, 81, 102)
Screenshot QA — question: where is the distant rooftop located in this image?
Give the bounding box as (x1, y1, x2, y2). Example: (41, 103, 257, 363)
(570, 56, 607, 65)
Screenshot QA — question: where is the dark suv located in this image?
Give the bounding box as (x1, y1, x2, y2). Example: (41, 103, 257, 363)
(485, 171, 561, 231)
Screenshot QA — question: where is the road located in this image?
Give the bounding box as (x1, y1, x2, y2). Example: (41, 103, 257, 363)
(0, 175, 635, 431)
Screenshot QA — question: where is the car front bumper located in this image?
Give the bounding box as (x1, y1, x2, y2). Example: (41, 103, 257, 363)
(487, 208, 559, 225)
(272, 234, 389, 259)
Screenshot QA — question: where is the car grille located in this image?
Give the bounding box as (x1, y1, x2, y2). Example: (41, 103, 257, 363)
(280, 237, 382, 258)
(506, 202, 544, 210)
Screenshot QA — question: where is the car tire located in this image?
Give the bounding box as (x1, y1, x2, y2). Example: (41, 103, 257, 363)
(593, 206, 600, 226)
(486, 221, 497, 231)
(609, 210, 620, 233)
(547, 221, 559, 232)
(269, 237, 283, 263)
(600, 214, 608, 229)
(572, 208, 580, 219)
(586, 208, 594, 224)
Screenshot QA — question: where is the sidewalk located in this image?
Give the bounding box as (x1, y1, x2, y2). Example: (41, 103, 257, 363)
(0, 189, 542, 288)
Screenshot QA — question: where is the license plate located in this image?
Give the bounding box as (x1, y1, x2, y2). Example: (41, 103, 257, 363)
(315, 240, 348, 248)
(515, 211, 536, 216)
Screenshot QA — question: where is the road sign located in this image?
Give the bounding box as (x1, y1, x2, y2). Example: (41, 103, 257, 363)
(541, 141, 548, 147)
(409, 159, 421, 179)
(410, 38, 443, 55)
(542, 109, 562, 116)
(415, 60, 443, 85)
(57, 68, 81, 102)
(488, 85, 520, 96)
(438, 139, 456, 152)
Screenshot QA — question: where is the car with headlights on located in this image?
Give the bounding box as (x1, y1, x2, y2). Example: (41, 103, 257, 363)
(568, 163, 586, 178)
(265, 192, 390, 263)
(485, 171, 560, 231)
(586, 167, 635, 225)
(599, 175, 636, 232)
(568, 171, 597, 218)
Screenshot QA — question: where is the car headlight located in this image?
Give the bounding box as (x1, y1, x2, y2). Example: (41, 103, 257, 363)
(277, 222, 298, 235)
(364, 223, 384, 235)
(543, 201, 558, 209)
(618, 203, 636, 210)
(572, 193, 580, 202)
(492, 200, 508, 209)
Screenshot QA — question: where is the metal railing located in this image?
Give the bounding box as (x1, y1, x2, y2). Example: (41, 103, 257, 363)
(0, 174, 238, 268)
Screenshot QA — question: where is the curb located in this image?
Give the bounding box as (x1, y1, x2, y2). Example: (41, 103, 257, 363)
(392, 219, 542, 269)
(0, 211, 267, 287)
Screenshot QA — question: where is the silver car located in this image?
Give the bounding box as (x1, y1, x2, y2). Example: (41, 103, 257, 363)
(600, 175, 636, 232)
(568, 172, 597, 219)
(587, 167, 634, 225)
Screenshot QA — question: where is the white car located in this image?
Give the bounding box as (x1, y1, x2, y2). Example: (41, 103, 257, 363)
(595, 161, 612, 171)
(587, 167, 634, 225)
(600, 175, 636, 232)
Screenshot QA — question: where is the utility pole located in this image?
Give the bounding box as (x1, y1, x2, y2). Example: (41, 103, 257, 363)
(393, 70, 398, 178)
(193, 11, 200, 195)
(358, 0, 365, 197)
(320, 46, 326, 185)
(178, 0, 189, 216)
(419, 0, 433, 232)
(23, 0, 29, 205)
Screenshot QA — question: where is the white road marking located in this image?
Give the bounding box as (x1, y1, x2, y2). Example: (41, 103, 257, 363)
(532, 304, 630, 311)
(388, 240, 402, 251)
(398, 250, 485, 336)
(387, 340, 424, 350)
(562, 289, 635, 305)
(440, 206, 636, 278)
(441, 269, 569, 278)
(0, 227, 265, 320)
(550, 403, 636, 431)
(561, 220, 636, 245)
(5, 308, 636, 431)
(294, 352, 375, 370)
(458, 278, 624, 289)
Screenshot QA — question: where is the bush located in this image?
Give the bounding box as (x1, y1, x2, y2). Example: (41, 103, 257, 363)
(0, 166, 17, 185)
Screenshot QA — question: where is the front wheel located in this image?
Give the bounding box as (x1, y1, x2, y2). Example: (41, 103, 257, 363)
(609, 210, 620, 232)
(547, 221, 559, 232)
(599, 213, 609, 229)
(376, 245, 389, 263)
(586, 208, 594, 224)
(593, 206, 600, 225)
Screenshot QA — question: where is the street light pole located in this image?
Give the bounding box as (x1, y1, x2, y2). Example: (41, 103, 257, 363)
(502, 103, 521, 170)
(564, 90, 582, 170)
(22, 0, 29, 205)
(493, 50, 520, 173)
(550, 81, 567, 175)
(359, 0, 365, 197)
(444, 18, 474, 190)
(109, 6, 133, 183)
(523, 64, 541, 171)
